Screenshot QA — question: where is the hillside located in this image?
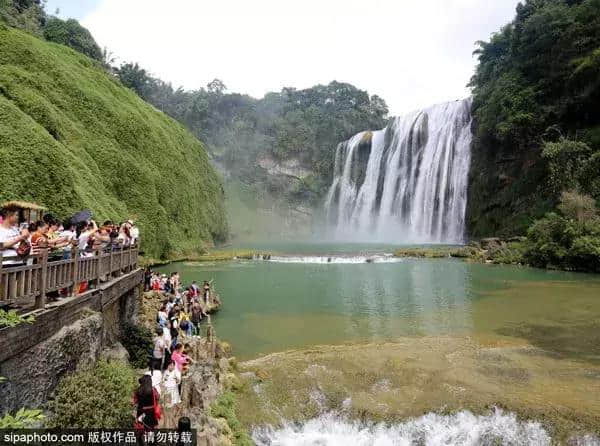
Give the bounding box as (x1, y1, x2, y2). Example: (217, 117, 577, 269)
(467, 0, 600, 237)
(114, 66, 388, 240)
(0, 25, 227, 258)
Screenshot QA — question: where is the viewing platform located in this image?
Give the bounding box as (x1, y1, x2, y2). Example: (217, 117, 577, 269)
(0, 244, 139, 310)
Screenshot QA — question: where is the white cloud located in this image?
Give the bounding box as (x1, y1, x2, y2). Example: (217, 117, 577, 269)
(82, 0, 519, 116)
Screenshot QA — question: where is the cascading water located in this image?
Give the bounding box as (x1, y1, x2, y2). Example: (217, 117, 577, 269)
(325, 98, 472, 243)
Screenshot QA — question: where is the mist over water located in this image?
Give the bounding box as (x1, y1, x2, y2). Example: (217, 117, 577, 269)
(325, 99, 472, 244)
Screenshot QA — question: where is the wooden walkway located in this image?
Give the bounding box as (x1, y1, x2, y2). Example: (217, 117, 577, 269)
(0, 245, 139, 310)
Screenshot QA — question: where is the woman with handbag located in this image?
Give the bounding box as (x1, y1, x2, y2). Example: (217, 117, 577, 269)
(133, 375, 161, 431)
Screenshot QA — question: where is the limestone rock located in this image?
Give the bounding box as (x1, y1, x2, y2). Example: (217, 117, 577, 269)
(100, 342, 130, 363)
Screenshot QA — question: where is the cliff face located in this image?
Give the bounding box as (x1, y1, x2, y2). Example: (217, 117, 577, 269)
(465, 0, 600, 238)
(0, 284, 140, 415)
(0, 25, 227, 258)
(466, 120, 553, 238)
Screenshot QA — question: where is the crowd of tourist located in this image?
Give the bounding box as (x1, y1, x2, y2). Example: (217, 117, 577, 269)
(134, 270, 216, 430)
(0, 204, 140, 266)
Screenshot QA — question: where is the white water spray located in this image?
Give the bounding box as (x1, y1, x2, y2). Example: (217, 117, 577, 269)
(325, 99, 472, 244)
(252, 409, 552, 445)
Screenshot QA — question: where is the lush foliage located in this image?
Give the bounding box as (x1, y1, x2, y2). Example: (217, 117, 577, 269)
(209, 391, 252, 446)
(43, 17, 102, 62)
(115, 64, 388, 212)
(0, 408, 45, 428)
(47, 360, 137, 428)
(524, 191, 600, 271)
(0, 0, 45, 35)
(468, 0, 600, 236)
(120, 323, 153, 369)
(1, 1, 103, 62)
(0, 309, 34, 328)
(0, 26, 227, 258)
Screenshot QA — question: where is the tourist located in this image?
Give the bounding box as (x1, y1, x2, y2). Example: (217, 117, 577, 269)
(59, 220, 77, 259)
(203, 281, 211, 306)
(190, 301, 204, 336)
(190, 281, 199, 299)
(169, 314, 180, 350)
(129, 220, 140, 245)
(117, 223, 131, 247)
(77, 220, 98, 257)
(133, 375, 161, 431)
(162, 320, 173, 369)
(171, 344, 194, 373)
(165, 297, 175, 314)
(30, 220, 49, 256)
(0, 205, 29, 266)
(144, 369, 162, 396)
(162, 360, 182, 408)
(179, 310, 194, 338)
(151, 327, 166, 372)
(157, 303, 168, 327)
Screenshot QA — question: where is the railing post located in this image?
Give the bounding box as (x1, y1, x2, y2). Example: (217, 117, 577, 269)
(128, 245, 132, 272)
(70, 246, 79, 296)
(119, 246, 123, 276)
(36, 249, 48, 309)
(109, 245, 114, 278)
(0, 251, 3, 302)
(95, 249, 102, 287)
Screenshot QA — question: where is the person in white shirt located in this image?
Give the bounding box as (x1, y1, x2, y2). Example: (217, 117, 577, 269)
(128, 220, 140, 245)
(77, 220, 98, 257)
(0, 206, 29, 266)
(162, 360, 181, 407)
(59, 220, 77, 259)
(152, 327, 166, 372)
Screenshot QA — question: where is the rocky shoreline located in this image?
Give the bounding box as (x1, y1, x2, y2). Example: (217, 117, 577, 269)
(394, 237, 529, 267)
(139, 291, 248, 445)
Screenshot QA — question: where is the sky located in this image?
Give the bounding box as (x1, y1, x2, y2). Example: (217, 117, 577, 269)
(48, 0, 519, 116)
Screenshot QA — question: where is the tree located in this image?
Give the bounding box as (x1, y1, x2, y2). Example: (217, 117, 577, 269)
(115, 62, 152, 99)
(0, 0, 46, 35)
(207, 78, 226, 95)
(43, 17, 103, 61)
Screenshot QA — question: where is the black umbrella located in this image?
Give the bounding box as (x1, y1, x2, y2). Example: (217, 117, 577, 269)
(70, 209, 92, 225)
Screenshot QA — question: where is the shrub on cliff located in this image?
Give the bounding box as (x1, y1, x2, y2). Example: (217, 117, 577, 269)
(0, 26, 227, 259)
(47, 360, 136, 428)
(524, 192, 600, 272)
(120, 323, 153, 369)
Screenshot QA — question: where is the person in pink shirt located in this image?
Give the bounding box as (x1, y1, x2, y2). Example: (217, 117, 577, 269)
(170, 344, 194, 372)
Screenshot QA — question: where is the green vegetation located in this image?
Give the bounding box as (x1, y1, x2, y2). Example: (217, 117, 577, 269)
(0, 26, 227, 259)
(0, 408, 45, 428)
(0, 309, 34, 328)
(468, 0, 600, 237)
(47, 360, 137, 428)
(120, 323, 153, 369)
(209, 391, 253, 446)
(524, 191, 600, 272)
(0, 0, 45, 36)
(115, 63, 388, 226)
(43, 17, 102, 62)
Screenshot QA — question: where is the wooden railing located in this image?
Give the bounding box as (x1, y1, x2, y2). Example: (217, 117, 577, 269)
(0, 244, 139, 309)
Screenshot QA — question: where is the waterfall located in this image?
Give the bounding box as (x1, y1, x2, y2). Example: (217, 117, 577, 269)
(325, 98, 472, 244)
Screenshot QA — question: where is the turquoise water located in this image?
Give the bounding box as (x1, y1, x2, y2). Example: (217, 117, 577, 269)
(157, 245, 600, 359)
